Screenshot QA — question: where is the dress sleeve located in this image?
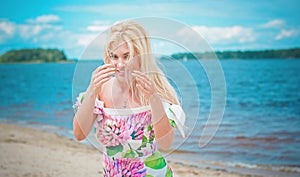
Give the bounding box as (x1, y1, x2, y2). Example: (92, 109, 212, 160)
(162, 101, 186, 138)
(72, 92, 104, 115)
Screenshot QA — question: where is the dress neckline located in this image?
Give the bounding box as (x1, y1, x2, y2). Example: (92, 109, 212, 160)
(96, 97, 151, 116)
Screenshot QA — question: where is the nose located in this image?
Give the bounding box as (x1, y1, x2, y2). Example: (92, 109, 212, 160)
(116, 58, 126, 68)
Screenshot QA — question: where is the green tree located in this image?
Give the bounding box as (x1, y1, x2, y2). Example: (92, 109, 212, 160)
(0, 48, 67, 63)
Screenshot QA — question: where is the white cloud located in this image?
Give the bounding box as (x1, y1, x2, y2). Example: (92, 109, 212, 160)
(18, 24, 62, 39)
(0, 16, 63, 45)
(55, 3, 231, 18)
(275, 29, 298, 40)
(86, 20, 111, 32)
(192, 25, 255, 44)
(87, 25, 109, 32)
(0, 16, 104, 58)
(76, 33, 98, 46)
(261, 19, 285, 28)
(27, 14, 60, 24)
(18, 15, 62, 41)
(0, 20, 16, 36)
(92, 20, 111, 25)
(0, 20, 16, 43)
(74, 32, 109, 59)
(18, 24, 42, 39)
(56, 3, 183, 16)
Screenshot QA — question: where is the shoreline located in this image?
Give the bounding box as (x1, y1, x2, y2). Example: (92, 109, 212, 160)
(0, 57, 300, 65)
(0, 60, 76, 64)
(0, 123, 254, 177)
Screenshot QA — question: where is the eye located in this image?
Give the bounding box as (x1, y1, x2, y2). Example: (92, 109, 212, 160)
(109, 54, 118, 60)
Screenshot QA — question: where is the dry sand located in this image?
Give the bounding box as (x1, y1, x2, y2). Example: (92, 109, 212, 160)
(0, 123, 251, 177)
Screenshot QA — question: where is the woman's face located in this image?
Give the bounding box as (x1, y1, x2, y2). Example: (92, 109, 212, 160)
(108, 41, 140, 82)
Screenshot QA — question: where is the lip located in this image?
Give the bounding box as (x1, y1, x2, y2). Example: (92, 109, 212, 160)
(117, 70, 125, 76)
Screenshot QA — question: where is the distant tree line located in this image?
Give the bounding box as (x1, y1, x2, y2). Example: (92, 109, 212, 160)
(166, 48, 300, 60)
(0, 48, 67, 63)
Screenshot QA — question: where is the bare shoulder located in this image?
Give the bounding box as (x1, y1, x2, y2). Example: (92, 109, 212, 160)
(98, 77, 113, 100)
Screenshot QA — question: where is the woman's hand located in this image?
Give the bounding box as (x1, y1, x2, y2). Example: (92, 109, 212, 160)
(132, 70, 174, 150)
(89, 64, 116, 97)
(132, 70, 158, 100)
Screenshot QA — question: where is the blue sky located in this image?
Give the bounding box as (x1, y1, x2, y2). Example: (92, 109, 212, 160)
(0, 0, 300, 59)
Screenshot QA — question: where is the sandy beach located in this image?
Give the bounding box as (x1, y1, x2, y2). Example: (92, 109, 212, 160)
(0, 123, 253, 177)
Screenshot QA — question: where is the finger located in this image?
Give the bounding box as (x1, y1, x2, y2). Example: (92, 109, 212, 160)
(94, 71, 115, 84)
(132, 72, 152, 86)
(133, 70, 144, 75)
(94, 66, 116, 78)
(132, 70, 148, 78)
(97, 64, 113, 72)
(133, 70, 153, 78)
(136, 83, 149, 94)
(95, 77, 110, 87)
(95, 70, 115, 80)
(136, 78, 151, 90)
(134, 72, 152, 86)
(93, 65, 113, 76)
(135, 77, 146, 86)
(101, 64, 113, 69)
(97, 67, 117, 77)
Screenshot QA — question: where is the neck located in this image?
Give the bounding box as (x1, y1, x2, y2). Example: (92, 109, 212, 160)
(113, 78, 132, 109)
(113, 77, 130, 93)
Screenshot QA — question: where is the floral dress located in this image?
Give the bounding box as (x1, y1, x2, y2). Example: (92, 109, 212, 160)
(73, 92, 186, 177)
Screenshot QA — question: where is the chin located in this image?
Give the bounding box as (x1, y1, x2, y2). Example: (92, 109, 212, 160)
(115, 75, 126, 81)
(116, 74, 133, 85)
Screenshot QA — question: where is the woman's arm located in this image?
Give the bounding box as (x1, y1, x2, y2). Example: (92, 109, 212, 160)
(73, 86, 97, 141)
(73, 64, 116, 141)
(132, 70, 174, 150)
(149, 94, 175, 150)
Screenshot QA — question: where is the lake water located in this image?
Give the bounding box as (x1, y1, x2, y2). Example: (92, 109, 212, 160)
(0, 59, 299, 175)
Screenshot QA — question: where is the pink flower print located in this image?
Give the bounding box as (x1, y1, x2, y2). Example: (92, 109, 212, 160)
(103, 154, 119, 177)
(97, 115, 134, 146)
(138, 111, 152, 125)
(131, 127, 144, 140)
(94, 99, 104, 115)
(148, 129, 155, 142)
(72, 92, 85, 112)
(120, 158, 146, 177)
(130, 111, 152, 140)
(103, 154, 146, 177)
(139, 139, 157, 157)
(141, 144, 153, 156)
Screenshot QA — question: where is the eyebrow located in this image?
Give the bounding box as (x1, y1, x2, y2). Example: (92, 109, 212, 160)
(110, 52, 129, 56)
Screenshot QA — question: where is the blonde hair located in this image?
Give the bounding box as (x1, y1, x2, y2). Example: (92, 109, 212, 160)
(104, 20, 179, 105)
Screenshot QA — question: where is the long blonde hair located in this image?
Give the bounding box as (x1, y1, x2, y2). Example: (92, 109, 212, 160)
(104, 20, 179, 105)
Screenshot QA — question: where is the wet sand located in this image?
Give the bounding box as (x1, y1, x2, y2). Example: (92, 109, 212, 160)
(0, 123, 253, 177)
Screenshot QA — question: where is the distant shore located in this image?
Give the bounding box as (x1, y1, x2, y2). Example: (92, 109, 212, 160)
(1, 57, 300, 64)
(169, 47, 300, 60)
(0, 123, 252, 177)
(1, 47, 300, 63)
(0, 60, 76, 64)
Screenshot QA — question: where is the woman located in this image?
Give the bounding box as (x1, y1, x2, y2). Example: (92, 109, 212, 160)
(73, 20, 185, 176)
